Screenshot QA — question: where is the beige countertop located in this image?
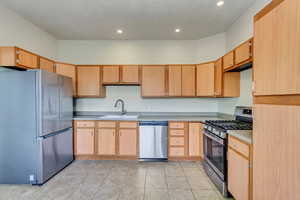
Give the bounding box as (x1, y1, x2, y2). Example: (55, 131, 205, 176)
(227, 130, 252, 144)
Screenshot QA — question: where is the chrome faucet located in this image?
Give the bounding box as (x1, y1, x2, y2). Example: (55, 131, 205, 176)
(114, 99, 127, 115)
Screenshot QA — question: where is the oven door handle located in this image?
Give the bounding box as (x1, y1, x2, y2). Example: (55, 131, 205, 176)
(203, 131, 225, 145)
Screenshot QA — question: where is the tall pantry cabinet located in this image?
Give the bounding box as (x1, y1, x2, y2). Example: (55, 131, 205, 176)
(253, 0, 300, 200)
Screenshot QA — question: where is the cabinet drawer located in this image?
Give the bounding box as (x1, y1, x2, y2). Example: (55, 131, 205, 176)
(169, 147, 185, 157)
(228, 135, 250, 158)
(169, 122, 185, 129)
(119, 122, 137, 128)
(76, 121, 95, 128)
(98, 121, 116, 128)
(169, 129, 185, 136)
(169, 137, 184, 146)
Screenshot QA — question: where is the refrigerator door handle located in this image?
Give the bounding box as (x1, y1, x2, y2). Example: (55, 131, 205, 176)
(41, 128, 71, 139)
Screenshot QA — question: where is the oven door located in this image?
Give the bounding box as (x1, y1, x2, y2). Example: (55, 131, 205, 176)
(203, 130, 226, 181)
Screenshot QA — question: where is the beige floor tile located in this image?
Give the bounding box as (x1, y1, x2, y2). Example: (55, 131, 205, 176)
(166, 177, 191, 190)
(145, 176, 167, 189)
(165, 166, 185, 177)
(144, 189, 170, 200)
(168, 189, 195, 200)
(192, 189, 223, 200)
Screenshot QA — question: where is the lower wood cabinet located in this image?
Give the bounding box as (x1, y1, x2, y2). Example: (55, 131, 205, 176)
(74, 128, 95, 155)
(74, 120, 138, 159)
(169, 121, 204, 160)
(228, 135, 252, 200)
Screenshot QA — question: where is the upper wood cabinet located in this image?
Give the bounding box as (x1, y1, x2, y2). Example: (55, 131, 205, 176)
(214, 58, 223, 97)
(55, 62, 76, 95)
(102, 65, 140, 85)
(235, 39, 253, 66)
(223, 51, 234, 71)
(121, 65, 140, 84)
(76, 66, 105, 98)
(168, 65, 182, 97)
(223, 72, 240, 97)
(0, 47, 38, 69)
(102, 65, 120, 84)
(196, 63, 215, 97)
(141, 65, 166, 97)
(39, 57, 55, 73)
(253, 0, 300, 96)
(182, 65, 196, 97)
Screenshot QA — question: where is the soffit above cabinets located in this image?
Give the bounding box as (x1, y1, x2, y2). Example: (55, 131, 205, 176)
(0, 0, 255, 40)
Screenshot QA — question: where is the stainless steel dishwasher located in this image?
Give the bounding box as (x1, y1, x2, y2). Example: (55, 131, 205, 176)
(139, 121, 168, 161)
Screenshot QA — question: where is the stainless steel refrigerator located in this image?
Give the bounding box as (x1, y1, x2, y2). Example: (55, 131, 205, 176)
(0, 70, 74, 184)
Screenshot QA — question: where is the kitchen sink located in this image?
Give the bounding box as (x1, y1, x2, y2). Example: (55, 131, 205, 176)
(98, 114, 139, 120)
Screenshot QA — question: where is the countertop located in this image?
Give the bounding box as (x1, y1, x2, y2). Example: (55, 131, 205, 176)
(227, 130, 252, 144)
(73, 111, 233, 123)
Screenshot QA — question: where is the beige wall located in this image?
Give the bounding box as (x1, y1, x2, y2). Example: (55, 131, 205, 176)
(0, 5, 57, 60)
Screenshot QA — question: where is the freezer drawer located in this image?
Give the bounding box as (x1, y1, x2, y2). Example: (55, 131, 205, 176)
(139, 121, 168, 160)
(38, 128, 74, 184)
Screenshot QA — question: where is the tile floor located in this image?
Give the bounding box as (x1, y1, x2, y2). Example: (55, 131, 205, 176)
(0, 161, 233, 200)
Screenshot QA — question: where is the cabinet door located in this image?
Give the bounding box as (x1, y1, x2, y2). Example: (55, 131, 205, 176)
(188, 123, 203, 157)
(168, 65, 182, 96)
(55, 63, 76, 95)
(228, 148, 249, 200)
(196, 63, 215, 96)
(254, 0, 300, 95)
(96, 129, 116, 155)
(223, 51, 234, 70)
(17, 49, 38, 69)
(141, 65, 166, 97)
(119, 129, 137, 156)
(77, 66, 104, 97)
(39, 58, 55, 73)
(253, 104, 300, 200)
(235, 40, 252, 65)
(102, 65, 120, 84)
(182, 65, 196, 96)
(214, 58, 223, 96)
(223, 72, 240, 97)
(75, 128, 95, 155)
(121, 65, 140, 84)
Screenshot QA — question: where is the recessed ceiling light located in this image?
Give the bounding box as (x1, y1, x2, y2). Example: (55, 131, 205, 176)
(217, 0, 224, 7)
(175, 28, 181, 33)
(116, 29, 123, 34)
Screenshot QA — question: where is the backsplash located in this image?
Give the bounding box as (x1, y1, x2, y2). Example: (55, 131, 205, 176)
(75, 86, 219, 113)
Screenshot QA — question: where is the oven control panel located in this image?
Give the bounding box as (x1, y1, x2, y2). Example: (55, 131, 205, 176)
(204, 125, 226, 139)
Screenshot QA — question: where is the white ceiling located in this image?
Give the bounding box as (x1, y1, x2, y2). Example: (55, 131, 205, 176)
(0, 0, 256, 40)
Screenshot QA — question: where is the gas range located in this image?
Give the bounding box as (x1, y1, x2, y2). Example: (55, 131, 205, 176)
(204, 120, 252, 139)
(202, 107, 252, 197)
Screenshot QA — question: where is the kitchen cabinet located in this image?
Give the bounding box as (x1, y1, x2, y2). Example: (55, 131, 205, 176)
(55, 62, 76, 96)
(169, 122, 187, 158)
(0, 47, 38, 69)
(102, 65, 140, 85)
(74, 128, 95, 155)
(196, 63, 215, 97)
(253, 0, 300, 96)
(102, 65, 120, 84)
(76, 65, 105, 98)
(223, 72, 240, 97)
(223, 51, 234, 71)
(39, 57, 55, 73)
(141, 65, 166, 97)
(182, 65, 196, 97)
(168, 65, 182, 97)
(235, 39, 252, 66)
(121, 65, 140, 84)
(74, 120, 138, 159)
(188, 122, 203, 158)
(253, 104, 300, 200)
(228, 142, 250, 200)
(96, 128, 116, 155)
(214, 58, 223, 97)
(119, 129, 137, 156)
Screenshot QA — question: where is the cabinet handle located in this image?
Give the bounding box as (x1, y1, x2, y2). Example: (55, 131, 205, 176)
(16, 59, 20, 64)
(119, 131, 122, 137)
